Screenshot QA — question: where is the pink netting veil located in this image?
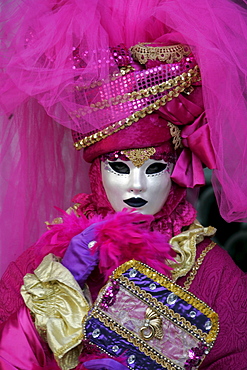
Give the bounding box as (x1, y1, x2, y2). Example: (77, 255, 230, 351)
(1, 0, 247, 274)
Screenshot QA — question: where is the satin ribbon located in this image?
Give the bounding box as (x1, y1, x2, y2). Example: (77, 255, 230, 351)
(159, 94, 216, 188)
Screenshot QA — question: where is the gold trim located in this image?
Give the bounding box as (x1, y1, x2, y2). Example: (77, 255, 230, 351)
(89, 308, 180, 370)
(167, 122, 182, 150)
(73, 65, 201, 150)
(121, 147, 156, 167)
(130, 43, 191, 65)
(118, 275, 208, 342)
(170, 221, 216, 281)
(140, 307, 163, 341)
(119, 64, 135, 76)
(75, 67, 195, 114)
(113, 260, 219, 344)
(183, 242, 216, 290)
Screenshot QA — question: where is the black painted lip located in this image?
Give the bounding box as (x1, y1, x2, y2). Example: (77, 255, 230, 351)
(123, 197, 148, 208)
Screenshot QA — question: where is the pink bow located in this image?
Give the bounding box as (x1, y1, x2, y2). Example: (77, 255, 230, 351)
(171, 113, 216, 188)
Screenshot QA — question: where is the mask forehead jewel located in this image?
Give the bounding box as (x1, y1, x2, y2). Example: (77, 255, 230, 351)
(121, 147, 156, 167)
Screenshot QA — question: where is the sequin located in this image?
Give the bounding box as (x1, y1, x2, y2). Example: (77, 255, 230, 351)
(100, 280, 120, 310)
(92, 328, 101, 338)
(149, 283, 156, 290)
(167, 293, 178, 305)
(127, 355, 136, 364)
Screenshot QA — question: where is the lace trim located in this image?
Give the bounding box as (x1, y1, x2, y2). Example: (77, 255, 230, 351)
(130, 43, 191, 65)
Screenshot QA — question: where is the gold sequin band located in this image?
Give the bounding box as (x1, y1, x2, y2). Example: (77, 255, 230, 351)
(130, 43, 192, 65)
(74, 66, 195, 114)
(74, 65, 201, 150)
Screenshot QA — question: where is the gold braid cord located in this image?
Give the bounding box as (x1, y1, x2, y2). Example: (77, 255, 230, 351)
(74, 65, 201, 150)
(183, 242, 216, 291)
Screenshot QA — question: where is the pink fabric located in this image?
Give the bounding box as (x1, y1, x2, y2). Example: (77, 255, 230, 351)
(0, 174, 194, 321)
(179, 239, 247, 369)
(0, 100, 90, 277)
(0, 238, 247, 369)
(0, 246, 37, 324)
(1, 0, 247, 224)
(83, 114, 174, 162)
(1, 0, 247, 278)
(171, 112, 216, 188)
(0, 305, 59, 370)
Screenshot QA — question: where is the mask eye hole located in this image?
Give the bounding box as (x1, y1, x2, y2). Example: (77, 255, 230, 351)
(108, 161, 130, 174)
(146, 162, 168, 174)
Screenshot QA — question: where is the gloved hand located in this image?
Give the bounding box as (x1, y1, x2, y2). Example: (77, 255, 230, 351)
(83, 358, 128, 370)
(61, 223, 100, 287)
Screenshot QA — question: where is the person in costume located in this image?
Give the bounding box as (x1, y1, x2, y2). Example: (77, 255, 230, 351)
(0, 0, 247, 369)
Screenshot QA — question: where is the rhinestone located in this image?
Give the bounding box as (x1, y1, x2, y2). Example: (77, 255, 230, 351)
(149, 283, 156, 290)
(112, 345, 119, 353)
(189, 311, 196, 319)
(167, 293, 178, 305)
(88, 240, 97, 249)
(205, 320, 212, 330)
(129, 268, 137, 278)
(127, 355, 136, 365)
(92, 329, 101, 338)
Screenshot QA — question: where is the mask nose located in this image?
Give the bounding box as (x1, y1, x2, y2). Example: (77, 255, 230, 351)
(128, 167, 147, 194)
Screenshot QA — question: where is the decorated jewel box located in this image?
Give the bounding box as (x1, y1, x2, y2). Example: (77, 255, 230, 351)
(83, 260, 219, 370)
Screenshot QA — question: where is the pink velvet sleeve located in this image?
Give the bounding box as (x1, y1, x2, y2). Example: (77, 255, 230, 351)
(0, 305, 59, 370)
(178, 240, 247, 369)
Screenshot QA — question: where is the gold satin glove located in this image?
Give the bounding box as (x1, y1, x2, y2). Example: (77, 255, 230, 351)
(21, 253, 90, 370)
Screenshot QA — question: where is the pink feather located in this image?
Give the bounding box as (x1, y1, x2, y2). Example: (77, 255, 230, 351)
(93, 209, 176, 282)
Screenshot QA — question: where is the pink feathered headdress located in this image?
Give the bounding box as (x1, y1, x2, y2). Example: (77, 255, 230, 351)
(1, 0, 247, 276)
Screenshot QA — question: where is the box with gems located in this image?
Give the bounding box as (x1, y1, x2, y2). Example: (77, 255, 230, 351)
(83, 260, 219, 370)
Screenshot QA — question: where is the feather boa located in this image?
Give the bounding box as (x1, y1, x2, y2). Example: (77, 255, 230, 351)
(92, 209, 176, 282)
(34, 209, 175, 280)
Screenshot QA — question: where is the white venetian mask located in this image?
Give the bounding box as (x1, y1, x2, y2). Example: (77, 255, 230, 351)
(101, 157, 172, 215)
